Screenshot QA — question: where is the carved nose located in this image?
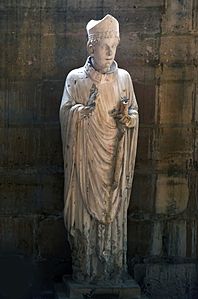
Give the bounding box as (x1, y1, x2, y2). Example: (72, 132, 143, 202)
(107, 47, 112, 56)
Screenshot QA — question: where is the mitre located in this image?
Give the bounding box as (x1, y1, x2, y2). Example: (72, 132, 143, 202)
(86, 14, 119, 40)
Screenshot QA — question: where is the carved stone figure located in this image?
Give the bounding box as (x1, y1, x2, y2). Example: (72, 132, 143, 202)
(60, 14, 139, 283)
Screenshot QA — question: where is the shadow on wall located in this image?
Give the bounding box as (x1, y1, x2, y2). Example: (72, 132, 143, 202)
(0, 253, 72, 299)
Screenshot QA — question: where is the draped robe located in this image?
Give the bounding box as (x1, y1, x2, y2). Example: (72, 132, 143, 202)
(60, 58, 138, 282)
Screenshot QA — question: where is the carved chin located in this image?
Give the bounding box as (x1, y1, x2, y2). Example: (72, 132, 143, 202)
(103, 62, 112, 70)
(105, 61, 112, 66)
(102, 66, 111, 74)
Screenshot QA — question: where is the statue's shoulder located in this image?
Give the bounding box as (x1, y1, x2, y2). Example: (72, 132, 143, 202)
(66, 67, 86, 84)
(117, 68, 131, 79)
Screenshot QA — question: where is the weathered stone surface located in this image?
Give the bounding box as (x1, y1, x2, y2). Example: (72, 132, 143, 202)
(0, 127, 63, 167)
(41, 34, 63, 78)
(186, 219, 198, 258)
(4, 79, 62, 125)
(129, 65, 156, 84)
(152, 218, 198, 258)
(120, 34, 160, 66)
(0, 170, 63, 215)
(161, 0, 196, 33)
(160, 35, 196, 65)
(135, 83, 156, 124)
(195, 82, 198, 122)
(130, 173, 155, 214)
(158, 81, 194, 124)
(40, 80, 63, 122)
(155, 175, 189, 215)
(128, 219, 152, 257)
(63, 277, 141, 299)
(195, 128, 198, 168)
(134, 263, 198, 299)
(167, 219, 187, 257)
(0, 1, 198, 296)
(151, 221, 163, 256)
(0, 217, 34, 255)
(37, 217, 68, 259)
(157, 64, 196, 82)
(136, 127, 153, 163)
(156, 127, 193, 167)
(151, 220, 188, 257)
(120, 8, 162, 34)
(6, 81, 41, 125)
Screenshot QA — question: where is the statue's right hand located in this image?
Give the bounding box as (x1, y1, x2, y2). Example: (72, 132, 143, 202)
(87, 87, 98, 106)
(80, 102, 96, 118)
(80, 84, 98, 118)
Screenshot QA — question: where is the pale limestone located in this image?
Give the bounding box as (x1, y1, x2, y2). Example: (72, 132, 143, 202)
(60, 14, 138, 283)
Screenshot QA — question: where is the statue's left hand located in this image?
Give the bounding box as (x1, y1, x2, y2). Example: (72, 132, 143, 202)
(110, 109, 137, 128)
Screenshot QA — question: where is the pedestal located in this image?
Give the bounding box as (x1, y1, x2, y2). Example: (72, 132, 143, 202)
(55, 275, 141, 299)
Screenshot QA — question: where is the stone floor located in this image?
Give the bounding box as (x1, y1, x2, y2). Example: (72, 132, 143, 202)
(0, 255, 149, 299)
(54, 282, 149, 299)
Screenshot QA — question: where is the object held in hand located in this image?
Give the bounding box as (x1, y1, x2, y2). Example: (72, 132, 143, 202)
(120, 96, 129, 115)
(87, 83, 98, 106)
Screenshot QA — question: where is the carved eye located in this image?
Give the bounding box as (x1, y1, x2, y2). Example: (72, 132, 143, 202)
(100, 44, 106, 49)
(103, 44, 110, 50)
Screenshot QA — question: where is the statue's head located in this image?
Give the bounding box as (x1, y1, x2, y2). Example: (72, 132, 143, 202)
(86, 15, 120, 73)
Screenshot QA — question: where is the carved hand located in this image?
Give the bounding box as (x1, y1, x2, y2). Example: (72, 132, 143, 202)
(81, 84, 99, 117)
(115, 112, 137, 128)
(110, 104, 138, 128)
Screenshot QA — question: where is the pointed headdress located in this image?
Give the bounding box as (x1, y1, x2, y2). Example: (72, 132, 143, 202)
(86, 14, 119, 41)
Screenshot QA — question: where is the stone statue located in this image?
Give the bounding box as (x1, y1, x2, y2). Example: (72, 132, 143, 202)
(60, 14, 139, 284)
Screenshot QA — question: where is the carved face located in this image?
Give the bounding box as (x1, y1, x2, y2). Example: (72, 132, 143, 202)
(92, 37, 119, 73)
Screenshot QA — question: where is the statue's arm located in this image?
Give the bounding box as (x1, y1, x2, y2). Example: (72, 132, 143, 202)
(60, 72, 98, 118)
(60, 72, 82, 113)
(112, 72, 138, 128)
(121, 73, 138, 128)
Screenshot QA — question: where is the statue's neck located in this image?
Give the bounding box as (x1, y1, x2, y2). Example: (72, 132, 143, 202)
(90, 57, 110, 74)
(84, 57, 118, 83)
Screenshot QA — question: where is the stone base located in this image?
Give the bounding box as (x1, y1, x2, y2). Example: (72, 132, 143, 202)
(56, 275, 141, 299)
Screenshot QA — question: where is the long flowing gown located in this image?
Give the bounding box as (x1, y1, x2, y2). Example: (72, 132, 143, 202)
(60, 57, 139, 282)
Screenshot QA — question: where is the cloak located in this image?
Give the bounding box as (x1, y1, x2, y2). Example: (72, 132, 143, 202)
(60, 57, 138, 281)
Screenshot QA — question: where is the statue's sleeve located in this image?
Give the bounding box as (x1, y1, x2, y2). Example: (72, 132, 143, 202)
(59, 72, 85, 155)
(124, 73, 139, 128)
(124, 73, 139, 203)
(60, 72, 84, 118)
(128, 73, 138, 111)
(59, 72, 83, 219)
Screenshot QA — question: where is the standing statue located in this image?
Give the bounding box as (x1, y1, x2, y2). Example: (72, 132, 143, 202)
(60, 14, 139, 283)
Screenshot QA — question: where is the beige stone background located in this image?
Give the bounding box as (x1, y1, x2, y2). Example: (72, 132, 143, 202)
(0, 0, 198, 298)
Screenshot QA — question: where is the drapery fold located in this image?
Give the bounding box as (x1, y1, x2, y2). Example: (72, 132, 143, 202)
(60, 58, 138, 281)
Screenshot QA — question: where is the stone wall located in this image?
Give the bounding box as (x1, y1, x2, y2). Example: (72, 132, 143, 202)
(127, 1, 198, 298)
(0, 0, 198, 298)
(128, 0, 198, 257)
